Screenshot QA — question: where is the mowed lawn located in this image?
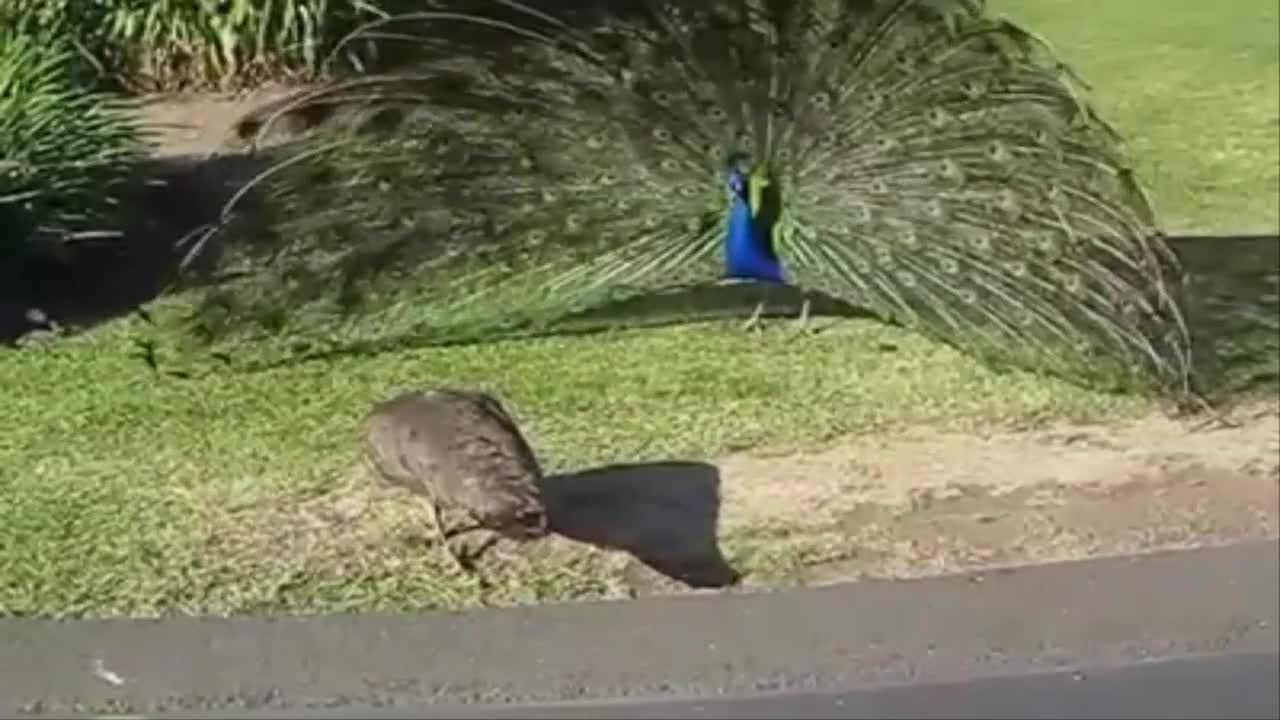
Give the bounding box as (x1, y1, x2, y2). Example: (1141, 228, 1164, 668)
(998, 0, 1280, 233)
(1, 0, 1276, 618)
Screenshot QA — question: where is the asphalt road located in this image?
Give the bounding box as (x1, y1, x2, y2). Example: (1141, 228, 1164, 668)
(3, 541, 1277, 718)
(249, 651, 1280, 720)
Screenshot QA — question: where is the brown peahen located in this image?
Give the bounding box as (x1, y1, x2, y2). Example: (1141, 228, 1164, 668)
(363, 388, 549, 569)
(185, 0, 1195, 398)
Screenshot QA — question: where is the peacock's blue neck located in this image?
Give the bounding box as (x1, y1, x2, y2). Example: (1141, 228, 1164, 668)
(724, 193, 785, 284)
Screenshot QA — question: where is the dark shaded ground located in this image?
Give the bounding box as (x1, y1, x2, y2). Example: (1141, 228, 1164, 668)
(542, 462, 740, 589)
(0, 151, 274, 340)
(1174, 234, 1280, 397)
(3, 540, 1275, 716)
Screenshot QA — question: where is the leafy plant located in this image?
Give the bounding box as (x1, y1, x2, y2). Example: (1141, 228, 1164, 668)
(0, 27, 147, 264)
(0, 0, 386, 93)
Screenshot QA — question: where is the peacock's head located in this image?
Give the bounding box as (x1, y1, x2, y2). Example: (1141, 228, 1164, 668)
(725, 154, 751, 198)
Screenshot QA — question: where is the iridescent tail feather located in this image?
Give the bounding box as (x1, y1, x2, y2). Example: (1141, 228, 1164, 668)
(160, 0, 1194, 397)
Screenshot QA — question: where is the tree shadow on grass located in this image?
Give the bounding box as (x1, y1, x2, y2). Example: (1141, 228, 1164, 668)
(540, 461, 741, 589)
(199, 283, 876, 375)
(0, 149, 283, 342)
(1166, 235, 1279, 403)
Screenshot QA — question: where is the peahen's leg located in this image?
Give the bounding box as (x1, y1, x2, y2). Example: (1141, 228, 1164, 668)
(423, 498, 470, 573)
(443, 518, 518, 566)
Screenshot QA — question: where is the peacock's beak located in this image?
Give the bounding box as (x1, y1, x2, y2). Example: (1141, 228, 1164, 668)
(748, 167, 770, 218)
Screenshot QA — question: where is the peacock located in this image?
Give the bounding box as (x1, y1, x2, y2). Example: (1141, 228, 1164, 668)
(363, 388, 550, 570)
(182, 0, 1195, 397)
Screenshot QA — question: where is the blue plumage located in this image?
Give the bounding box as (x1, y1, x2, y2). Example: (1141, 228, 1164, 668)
(723, 166, 785, 285)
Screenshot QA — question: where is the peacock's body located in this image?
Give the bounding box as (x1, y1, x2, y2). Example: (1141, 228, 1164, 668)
(724, 162, 785, 287)
(188, 0, 1194, 396)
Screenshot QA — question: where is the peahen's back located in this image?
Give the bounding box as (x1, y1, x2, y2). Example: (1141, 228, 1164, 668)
(198, 0, 1194, 397)
(364, 389, 549, 539)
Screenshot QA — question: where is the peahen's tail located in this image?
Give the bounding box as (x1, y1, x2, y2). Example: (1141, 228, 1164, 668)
(164, 0, 1195, 397)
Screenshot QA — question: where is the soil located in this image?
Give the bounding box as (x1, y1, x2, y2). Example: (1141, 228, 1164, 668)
(561, 400, 1276, 596)
(135, 86, 307, 157)
(724, 402, 1276, 575)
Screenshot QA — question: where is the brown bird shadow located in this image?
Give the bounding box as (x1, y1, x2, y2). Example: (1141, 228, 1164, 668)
(539, 461, 741, 589)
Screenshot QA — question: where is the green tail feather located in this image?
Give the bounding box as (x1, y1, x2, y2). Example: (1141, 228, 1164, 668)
(161, 0, 1195, 397)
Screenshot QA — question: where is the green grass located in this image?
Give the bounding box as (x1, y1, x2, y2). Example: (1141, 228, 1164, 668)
(0, 23, 146, 262)
(1, 0, 1276, 618)
(997, 0, 1280, 232)
(0, 317, 1142, 618)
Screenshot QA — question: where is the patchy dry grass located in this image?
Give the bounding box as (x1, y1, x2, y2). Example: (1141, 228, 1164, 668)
(0, 315, 1148, 617)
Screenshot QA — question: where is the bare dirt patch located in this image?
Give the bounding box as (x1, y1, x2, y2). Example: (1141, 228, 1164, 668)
(707, 400, 1280, 591)
(137, 87, 304, 157)
(719, 402, 1278, 526)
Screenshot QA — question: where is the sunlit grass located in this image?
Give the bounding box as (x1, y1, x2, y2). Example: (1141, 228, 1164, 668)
(1, 0, 1275, 618)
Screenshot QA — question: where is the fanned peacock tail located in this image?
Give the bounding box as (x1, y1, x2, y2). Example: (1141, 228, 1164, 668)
(169, 0, 1195, 396)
